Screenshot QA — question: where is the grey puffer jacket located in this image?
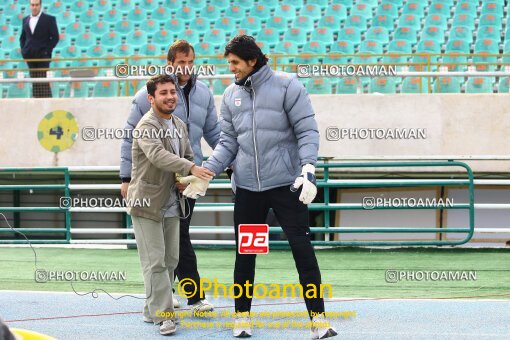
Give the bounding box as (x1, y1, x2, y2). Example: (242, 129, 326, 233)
(120, 74, 220, 179)
(204, 65, 319, 192)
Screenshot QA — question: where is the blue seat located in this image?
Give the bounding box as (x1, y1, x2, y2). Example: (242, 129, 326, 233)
(65, 22, 84, 37)
(274, 4, 296, 21)
(327, 40, 354, 64)
(203, 29, 226, 49)
(139, 0, 158, 12)
(115, 20, 134, 35)
(383, 40, 412, 68)
(498, 77, 510, 93)
(224, 5, 246, 22)
(445, 40, 470, 54)
(249, 4, 271, 21)
(402, 2, 425, 18)
(473, 39, 499, 71)
(452, 14, 476, 31)
(190, 17, 210, 34)
(466, 77, 494, 93)
(372, 14, 395, 30)
(266, 17, 287, 32)
(200, 5, 221, 22)
(375, 2, 399, 19)
(310, 28, 334, 44)
(345, 15, 369, 31)
(140, 19, 160, 35)
(401, 77, 429, 93)
(295, 41, 327, 64)
(168, 19, 185, 34)
(175, 6, 196, 22)
(428, 1, 451, 16)
(292, 16, 315, 34)
(76, 32, 96, 48)
(94, 81, 118, 97)
(274, 41, 298, 70)
(398, 14, 421, 30)
(424, 14, 448, 29)
(102, 8, 122, 24)
(369, 77, 396, 94)
(421, 26, 445, 44)
(300, 4, 322, 19)
(337, 27, 362, 46)
(454, 1, 477, 17)
(215, 17, 236, 32)
(442, 53, 468, 71)
(350, 3, 373, 19)
(58, 10, 75, 26)
(448, 26, 473, 44)
(336, 77, 359, 94)
(318, 16, 342, 34)
(366, 27, 390, 44)
(78, 9, 98, 25)
(187, 0, 207, 11)
(477, 26, 501, 41)
(359, 40, 384, 54)
(434, 77, 462, 93)
(325, 3, 347, 21)
(236, 0, 255, 10)
(7, 83, 31, 98)
(257, 28, 280, 47)
(394, 26, 418, 43)
(306, 78, 333, 94)
(101, 31, 122, 47)
(130, 30, 149, 48)
(152, 5, 170, 22)
(284, 28, 307, 45)
(90, 21, 108, 36)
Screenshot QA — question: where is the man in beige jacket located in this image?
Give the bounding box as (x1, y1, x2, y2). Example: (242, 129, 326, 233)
(127, 74, 214, 336)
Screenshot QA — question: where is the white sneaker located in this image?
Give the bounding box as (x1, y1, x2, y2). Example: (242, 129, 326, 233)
(159, 319, 177, 335)
(233, 312, 252, 338)
(173, 296, 180, 308)
(310, 314, 337, 339)
(191, 299, 214, 314)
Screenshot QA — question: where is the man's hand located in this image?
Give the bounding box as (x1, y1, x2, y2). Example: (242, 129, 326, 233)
(121, 182, 129, 198)
(190, 165, 215, 181)
(179, 175, 211, 199)
(291, 164, 317, 205)
(176, 182, 188, 193)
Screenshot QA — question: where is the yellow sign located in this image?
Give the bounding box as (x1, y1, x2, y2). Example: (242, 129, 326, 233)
(37, 110, 78, 153)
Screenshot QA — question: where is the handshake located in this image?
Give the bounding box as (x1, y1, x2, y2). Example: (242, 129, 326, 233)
(178, 165, 215, 199)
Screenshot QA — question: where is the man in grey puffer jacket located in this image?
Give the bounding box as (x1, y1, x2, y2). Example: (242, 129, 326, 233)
(181, 35, 337, 339)
(119, 40, 219, 314)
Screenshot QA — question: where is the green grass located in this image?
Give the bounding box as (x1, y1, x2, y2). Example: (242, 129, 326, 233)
(0, 247, 509, 299)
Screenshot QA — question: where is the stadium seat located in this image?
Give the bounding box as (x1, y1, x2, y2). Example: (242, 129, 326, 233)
(359, 40, 384, 54)
(306, 78, 333, 94)
(326, 40, 354, 64)
(87, 45, 105, 58)
(375, 3, 399, 19)
(336, 77, 359, 94)
(58, 10, 75, 26)
(194, 42, 215, 64)
(274, 4, 296, 21)
(296, 41, 327, 64)
(65, 22, 84, 37)
(401, 77, 429, 93)
(424, 15, 447, 29)
(338, 27, 362, 45)
(445, 40, 470, 54)
(284, 28, 307, 45)
(383, 40, 412, 67)
(300, 4, 322, 19)
(474, 38, 499, 54)
(7, 83, 31, 98)
(152, 6, 170, 22)
(236, 0, 255, 10)
(203, 29, 226, 49)
(307, 0, 330, 9)
(69, 1, 88, 16)
(139, 0, 158, 11)
(101, 32, 122, 47)
(250, 5, 271, 21)
(480, 2, 504, 19)
(153, 30, 172, 48)
(257, 28, 280, 47)
(190, 18, 209, 33)
(211, 0, 229, 11)
(417, 40, 441, 54)
(372, 15, 395, 30)
(139, 20, 159, 35)
(139, 44, 159, 57)
(477, 26, 501, 41)
(118, 0, 134, 12)
(224, 6, 245, 22)
(310, 28, 334, 45)
(325, 4, 347, 20)
(266, 17, 287, 32)
(442, 53, 468, 71)
(398, 14, 421, 30)
(428, 2, 451, 16)
(115, 20, 134, 35)
(257, 0, 278, 8)
(421, 26, 445, 43)
(402, 2, 425, 18)
(498, 77, 510, 93)
(115, 44, 134, 58)
(454, 1, 477, 17)
(365, 27, 390, 44)
(394, 27, 418, 43)
(102, 8, 122, 24)
(245, 17, 261, 32)
(369, 77, 396, 94)
(93, 81, 118, 97)
(451, 14, 476, 31)
(465, 77, 494, 93)
(168, 19, 185, 34)
(9, 48, 22, 60)
(292, 16, 315, 34)
(255, 41, 270, 55)
(331, 0, 353, 11)
(351, 3, 373, 19)
(434, 77, 462, 93)
(318, 16, 342, 34)
(474, 40, 499, 71)
(94, 0, 110, 14)
(200, 5, 221, 22)
(479, 14, 502, 28)
(345, 15, 369, 31)
(76, 32, 95, 47)
(48, 1, 65, 15)
(274, 41, 298, 69)
(449, 26, 473, 44)
(130, 30, 149, 48)
(215, 17, 236, 32)
(61, 45, 79, 59)
(90, 21, 108, 36)
(187, 0, 206, 11)
(175, 7, 195, 21)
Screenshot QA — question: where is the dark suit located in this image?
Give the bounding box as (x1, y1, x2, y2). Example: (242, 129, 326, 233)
(19, 12, 59, 98)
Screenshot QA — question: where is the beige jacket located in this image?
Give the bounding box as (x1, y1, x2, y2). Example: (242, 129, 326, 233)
(127, 108, 194, 222)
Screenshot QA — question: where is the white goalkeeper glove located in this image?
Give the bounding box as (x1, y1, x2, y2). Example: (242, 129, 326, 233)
(179, 175, 210, 199)
(291, 164, 317, 205)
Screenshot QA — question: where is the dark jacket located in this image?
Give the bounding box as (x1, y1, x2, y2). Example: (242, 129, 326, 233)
(19, 12, 59, 64)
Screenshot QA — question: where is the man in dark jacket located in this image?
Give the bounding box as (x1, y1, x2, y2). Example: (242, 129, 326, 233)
(19, 0, 59, 98)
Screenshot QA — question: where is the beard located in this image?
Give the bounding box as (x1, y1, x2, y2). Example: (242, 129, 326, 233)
(155, 101, 175, 116)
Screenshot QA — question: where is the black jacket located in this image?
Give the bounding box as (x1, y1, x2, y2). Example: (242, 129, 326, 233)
(19, 12, 59, 62)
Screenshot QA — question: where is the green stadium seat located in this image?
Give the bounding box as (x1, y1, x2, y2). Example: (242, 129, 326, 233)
(87, 45, 105, 58)
(194, 42, 215, 63)
(424, 15, 447, 29)
(325, 4, 347, 20)
(372, 15, 395, 30)
(318, 16, 342, 34)
(250, 5, 271, 21)
(58, 10, 75, 26)
(190, 18, 209, 33)
(445, 39, 470, 53)
(300, 4, 322, 19)
(454, 1, 477, 17)
(90, 21, 108, 36)
(140, 44, 159, 57)
(351, 3, 373, 19)
(188, 0, 207, 11)
(421, 26, 445, 44)
(466, 77, 494, 93)
(69, 1, 88, 16)
(65, 22, 84, 37)
(7, 83, 31, 98)
(284, 28, 307, 45)
(211, 0, 229, 11)
(76, 32, 96, 47)
(366, 27, 390, 44)
(474, 38, 499, 54)
(479, 14, 503, 28)
(153, 30, 172, 48)
(384, 40, 412, 67)
(245, 17, 261, 32)
(480, 2, 504, 19)
(93, 81, 117, 97)
(308, 0, 330, 9)
(203, 29, 226, 49)
(257, 28, 280, 47)
(70, 56, 95, 70)
(101, 32, 122, 47)
(442, 53, 468, 71)
(200, 5, 221, 22)
(167, 19, 185, 34)
(118, 0, 134, 12)
(477, 26, 501, 41)
(292, 16, 315, 34)
(95, 0, 110, 14)
(331, 0, 353, 11)
(311, 28, 334, 45)
(402, 2, 425, 18)
(401, 77, 429, 93)
(0, 25, 11, 39)
(61, 45, 79, 59)
(498, 77, 510, 93)
(224, 6, 245, 22)
(428, 2, 451, 16)
(130, 30, 149, 48)
(102, 8, 122, 25)
(175, 7, 195, 21)
(139, 0, 158, 11)
(306, 78, 333, 94)
(274, 41, 298, 68)
(215, 17, 236, 32)
(452, 14, 476, 31)
(336, 77, 359, 94)
(274, 4, 297, 21)
(474, 40, 499, 71)
(345, 15, 369, 31)
(64, 82, 90, 98)
(236, 0, 255, 10)
(9, 47, 22, 60)
(398, 15, 421, 30)
(394, 26, 418, 43)
(115, 44, 134, 58)
(49, 1, 65, 15)
(2, 36, 18, 51)
(449, 26, 473, 44)
(295, 41, 327, 64)
(139, 20, 159, 35)
(327, 40, 355, 64)
(49, 82, 64, 98)
(375, 3, 399, 19)
(152, 6, 170, 22)
(115, 20, 134, 35)
(258, 0, 278, 8)
(255, 41, 271, 55)
(434, 77, 462, 93)
(369, 77, 396, 94)
(337, 27, 362, 45)
(266, 17, 287, 32)
(359, 40, 384, 54)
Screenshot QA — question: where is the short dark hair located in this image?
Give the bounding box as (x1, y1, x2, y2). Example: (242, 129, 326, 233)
(167, 40, 195, 62)
(146, 74, 176, 97)
(224, 35, 268, 68)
